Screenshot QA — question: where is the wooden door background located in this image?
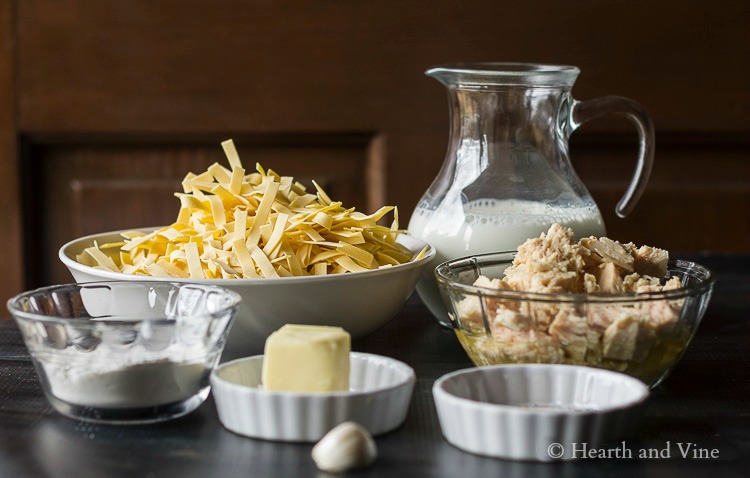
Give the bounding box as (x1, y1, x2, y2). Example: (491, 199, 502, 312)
(0, 0, 748, 303)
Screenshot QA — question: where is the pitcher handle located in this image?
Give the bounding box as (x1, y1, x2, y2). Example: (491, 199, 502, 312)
(570, 96, 655, 218)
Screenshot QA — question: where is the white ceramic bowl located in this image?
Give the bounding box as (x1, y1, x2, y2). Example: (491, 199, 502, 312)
(210, 352, 415, 442)
(60, 229, 435, 357)
(433, 364, 649, 461)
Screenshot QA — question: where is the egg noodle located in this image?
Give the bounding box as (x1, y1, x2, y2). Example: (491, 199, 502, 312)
(77, 140, 428, 279)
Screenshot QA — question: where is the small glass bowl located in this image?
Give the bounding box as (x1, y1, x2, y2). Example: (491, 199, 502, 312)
(435, 252, 716, 388)
(7, 281, 242, 424)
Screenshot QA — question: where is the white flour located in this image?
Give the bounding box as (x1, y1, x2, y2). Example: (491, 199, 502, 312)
(40, 346, 210, 408)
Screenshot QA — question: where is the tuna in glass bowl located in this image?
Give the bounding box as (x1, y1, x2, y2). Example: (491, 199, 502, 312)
(435, 252, 716, 387)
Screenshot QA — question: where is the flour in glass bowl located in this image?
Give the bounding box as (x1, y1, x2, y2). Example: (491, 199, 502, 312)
(39, 345, 210, 408)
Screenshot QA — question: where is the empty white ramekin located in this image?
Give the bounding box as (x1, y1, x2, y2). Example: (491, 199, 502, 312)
(211, 352, 415, 442)
(433, 364, 649, 461)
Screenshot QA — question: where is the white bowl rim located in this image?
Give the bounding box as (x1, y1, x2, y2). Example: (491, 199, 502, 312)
(433, 363, 650, 416)
(211, 351, 416, 398)
(60, 227, 435, 285)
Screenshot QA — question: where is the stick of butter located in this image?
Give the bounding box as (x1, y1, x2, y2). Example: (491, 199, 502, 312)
(262, 324, 351, 392)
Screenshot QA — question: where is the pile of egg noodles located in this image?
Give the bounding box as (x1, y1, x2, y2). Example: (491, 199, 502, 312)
(77, 140, 427, 279)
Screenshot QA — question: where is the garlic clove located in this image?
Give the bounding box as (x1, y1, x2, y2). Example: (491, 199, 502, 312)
(311, 421, 377, 473)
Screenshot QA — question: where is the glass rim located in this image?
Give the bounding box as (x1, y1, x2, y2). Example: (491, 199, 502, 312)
(426, 62, 580, 87)
(434, 252, 716, 303)
(6, 280, 243, 325)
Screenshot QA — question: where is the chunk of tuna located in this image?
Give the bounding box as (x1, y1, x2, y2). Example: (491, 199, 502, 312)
(500, 332, 564, 364)
(602, 314, 656, 362)
(549, 309, 589, 361)
(634, 245, 669, 278)
(473, 275, 506, 290)
(622, 273, 661, 293)
(591, 262, 623, 293)
(581, 237, 634, 273)
(493, 308, 532, 332)
(455, 296, 484, 326)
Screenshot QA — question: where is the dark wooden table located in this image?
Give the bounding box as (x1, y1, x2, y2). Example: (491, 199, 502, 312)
(1, 254, 748, 478)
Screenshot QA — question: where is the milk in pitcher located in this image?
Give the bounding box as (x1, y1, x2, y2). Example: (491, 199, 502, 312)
(408, 198, 605, 325)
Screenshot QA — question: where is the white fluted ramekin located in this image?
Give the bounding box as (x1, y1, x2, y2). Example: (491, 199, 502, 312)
(211, 352, 415, 442)
(433, 364, 649, 461)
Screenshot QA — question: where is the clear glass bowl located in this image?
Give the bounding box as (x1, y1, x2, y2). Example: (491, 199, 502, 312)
(7, 281, 242, 424)
(435, 252, 716, 388)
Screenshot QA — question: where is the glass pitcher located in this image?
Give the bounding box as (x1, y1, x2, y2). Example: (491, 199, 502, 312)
(408, 63, 654, 327)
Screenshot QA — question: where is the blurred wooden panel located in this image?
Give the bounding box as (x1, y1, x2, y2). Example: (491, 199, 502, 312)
(597, 187, 750, 253)
(0, 0, 747, 303)
(70, 179, 181, 235)
(16, 1, 749, 132)
(0, 1, 22, 301)
(30, 135, 382, 285)
(15, 0, 749, 215)
(572, 133, 750, 252)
